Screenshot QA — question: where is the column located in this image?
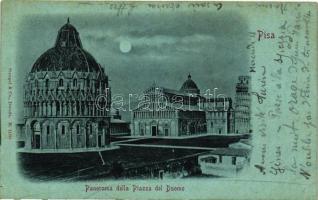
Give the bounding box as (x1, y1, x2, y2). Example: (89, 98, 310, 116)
(52, 101, 55, 116)
(35, 102, 39, 117)
(26, 103, 29, 116)
(92, 102, 95, 116)
(32, 102, 35, 117)
(31, 102, 33, 116)
(39, 102, 42, 117)
(84, 102, 88, 116)
(55, 125, 57, 149)
(84, 126, 87, 148)
(102, 128, 105, 147)
(45, 102, 48, 116)
(65, 102, 68, 116)
(63, 102, 67, 116)
(39, 125, 42, 150)
(96, 124, 98, 148)
(27, 102, 30, 116)
(88, 102, 92, 116)
(44, 102, 47, 116)
(74, 101, 77, 116)
(186, 122, 190, 135)
(70, 127, 72, 149)
(59, 101, 62, 116)
(48, 102, 51, 116)
(69, 101, 72, 116)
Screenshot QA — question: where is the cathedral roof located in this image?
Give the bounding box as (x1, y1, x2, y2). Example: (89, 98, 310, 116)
(31, 18, 102, 73)
(180, 74, 200, 93)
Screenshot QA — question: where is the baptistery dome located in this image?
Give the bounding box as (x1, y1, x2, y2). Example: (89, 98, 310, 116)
(31, 19, 101, 73)
(23, 19, 111, 151)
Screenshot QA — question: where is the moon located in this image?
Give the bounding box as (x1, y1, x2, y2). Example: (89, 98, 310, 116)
(119, 40, 132, 53)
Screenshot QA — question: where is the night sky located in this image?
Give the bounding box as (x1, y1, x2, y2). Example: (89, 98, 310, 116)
(16, 9, 249, 120)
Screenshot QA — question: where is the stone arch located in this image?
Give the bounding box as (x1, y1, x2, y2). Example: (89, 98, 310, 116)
(57, 93, 65, 101)
(73, 78, 78, 88)
(38, 95, 44, 103)
(71, 120, 82, 148)
(59, 78, 64, 87)
(56, 120, 70, 149)
(85, 121, 95, 148)
(42, 120, 54, 149)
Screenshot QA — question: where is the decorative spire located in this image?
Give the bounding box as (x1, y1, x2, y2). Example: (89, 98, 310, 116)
(188, 73, 191, 79)
(55, 19, 82, 48)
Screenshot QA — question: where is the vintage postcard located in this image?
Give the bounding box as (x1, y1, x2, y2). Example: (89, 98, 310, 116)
(0, 1, 317, 199)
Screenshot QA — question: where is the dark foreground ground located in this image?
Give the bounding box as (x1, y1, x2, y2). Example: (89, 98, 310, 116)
(18, 134, 250, 181)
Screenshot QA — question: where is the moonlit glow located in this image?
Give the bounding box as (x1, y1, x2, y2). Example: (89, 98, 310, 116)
(119, 40, 132, 53)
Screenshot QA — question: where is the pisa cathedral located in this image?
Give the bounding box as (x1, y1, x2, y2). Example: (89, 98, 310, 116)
(131, 74, 236, 137)
(23, 19, 111, 150)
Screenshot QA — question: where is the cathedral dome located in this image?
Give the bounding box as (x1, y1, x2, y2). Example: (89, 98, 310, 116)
(180, 74, 200, 94)
(31, 18, 102, 73)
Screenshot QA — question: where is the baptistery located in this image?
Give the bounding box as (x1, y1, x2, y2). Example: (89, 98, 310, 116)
(23, 19, 111, 151)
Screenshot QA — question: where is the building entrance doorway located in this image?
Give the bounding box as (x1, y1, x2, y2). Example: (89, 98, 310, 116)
(164, 128, 169, 136)
(32, 121, 41, 149)
(152, 126, 157, 136)
(189, 122, 196, 135)
(34, 135, 40, 149)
